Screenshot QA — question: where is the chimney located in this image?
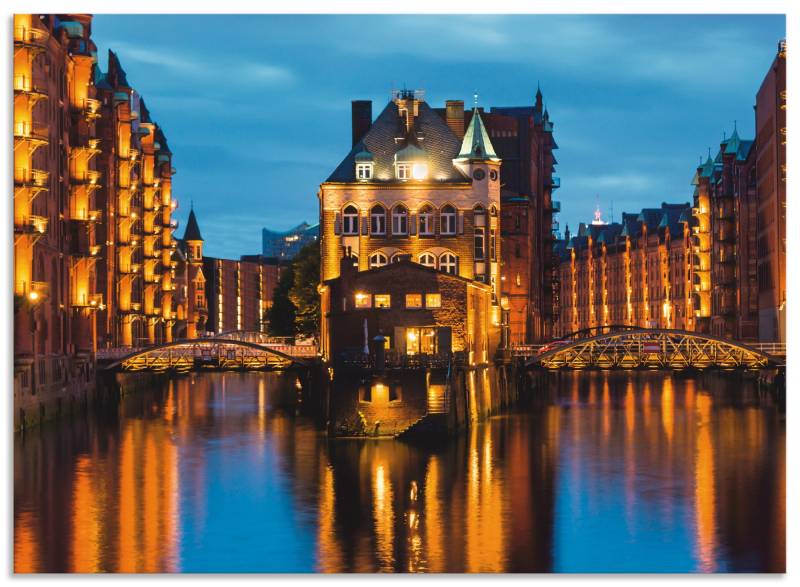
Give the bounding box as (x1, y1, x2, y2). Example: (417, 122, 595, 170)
(351, 100, 372, 147)
(445, 100, 465, 139)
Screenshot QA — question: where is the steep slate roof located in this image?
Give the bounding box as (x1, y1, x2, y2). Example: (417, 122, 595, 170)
(326, 100, 467, 184)
(183, 208, 203, 241)
(107, 50, 130, 89)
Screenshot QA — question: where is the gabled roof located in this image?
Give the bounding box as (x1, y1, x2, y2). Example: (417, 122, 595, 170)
(183, 208, 203, 241)
(456, 108, 499, 161)
(107, 50, 130, 89)
(325, 100, 466, 184)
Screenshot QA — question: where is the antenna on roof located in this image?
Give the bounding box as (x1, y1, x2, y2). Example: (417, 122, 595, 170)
(708, 147, 711, 158)
(734, 119, 737, 131)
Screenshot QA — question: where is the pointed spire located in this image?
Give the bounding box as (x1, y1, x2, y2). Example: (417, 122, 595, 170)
(456, 108, 499, 162)
(183, 206, 203, 242)
(535, 82, 543, 112)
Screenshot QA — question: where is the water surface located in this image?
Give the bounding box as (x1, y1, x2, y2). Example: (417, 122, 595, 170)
(14, 370, 785, 572)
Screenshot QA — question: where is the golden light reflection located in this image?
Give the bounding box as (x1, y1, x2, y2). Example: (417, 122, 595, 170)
(661, 377, 674, 444)
(71, 455, 101, 572)
(372, 462, 395, 571)
(13, 510, 39, 573)
(423, 456, 444, 572)
(694, 393, 717, 572)
(316, 464, 341, 572)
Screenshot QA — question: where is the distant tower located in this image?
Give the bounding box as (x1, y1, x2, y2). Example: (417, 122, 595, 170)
(591, 197, 607, 226)
(182, 205, 207, 338)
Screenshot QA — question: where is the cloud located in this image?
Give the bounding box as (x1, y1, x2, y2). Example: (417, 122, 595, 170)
(568, 172, 659, 192)
(104, 40, 294, 87)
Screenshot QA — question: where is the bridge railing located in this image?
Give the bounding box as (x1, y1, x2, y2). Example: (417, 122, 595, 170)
(749, 342, 786, 356)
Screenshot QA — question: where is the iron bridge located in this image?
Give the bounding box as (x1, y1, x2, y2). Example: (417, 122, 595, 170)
(103, 337, 314, 372)
(524, 328, 780, 370)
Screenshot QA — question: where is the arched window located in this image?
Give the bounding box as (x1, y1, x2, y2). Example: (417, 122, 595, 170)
(439, 252, 458, 275)
(419, 252, 437, 269)
(441, 205, 456, 235)
(369, 252, 388, 269)
(370, 205, 386, 235)
(390, 252, 406, 263)
(392, 204, 408, 236)
(418, 205, 434, 236)
(342, 205, 359, 235)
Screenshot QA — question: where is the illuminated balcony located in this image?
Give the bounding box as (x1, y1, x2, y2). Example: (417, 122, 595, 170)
(13, 74, 47, 101)
(25, 281, 50, 303)
(14, 26, 49, 51)
(144, 273, 160, 284)
(14, 121, 49, 147)
(73, 293, 104, 309)
(15, 214, 49, 236)
(120, 263, 142, 275)
(72, 208, 102, 223)
(81, 98, 101, 120)
(15, 168, 49, 197)
(73, 138, 102, 159)
(129, 148, 139, 161)
(121, 302, 142, 314)
(73, 169, 102, 187)
(691, 206, 708, 217)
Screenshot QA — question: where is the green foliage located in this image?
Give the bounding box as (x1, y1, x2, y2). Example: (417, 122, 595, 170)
(266, 262, 297, 336)
(288, 240, 321, 336)
(266, 240, 320, 337)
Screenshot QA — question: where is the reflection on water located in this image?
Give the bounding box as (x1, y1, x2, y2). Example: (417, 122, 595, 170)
(14, 370, 784, 573)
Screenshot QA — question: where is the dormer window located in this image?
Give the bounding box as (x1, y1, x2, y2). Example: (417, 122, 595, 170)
(354, 150, 374, 181)
(396, 163, 411, 180)
(356, 163, 373, 180)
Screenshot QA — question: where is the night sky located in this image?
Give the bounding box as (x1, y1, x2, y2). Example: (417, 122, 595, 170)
(90, 14, 785, 258)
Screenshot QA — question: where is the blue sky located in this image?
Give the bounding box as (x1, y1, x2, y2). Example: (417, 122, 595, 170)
(91, 14, 785, 258)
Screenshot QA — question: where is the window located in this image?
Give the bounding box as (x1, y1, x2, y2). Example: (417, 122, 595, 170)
(392, 205, 408, 236)
(441, 205, 456, 235)
(418, 205, 434, 236)
(474, 227, 485, 260)
(490, 229, 497, 261)
(370, 205, 386, 235)
(405, 293, 422, 309)
(425, 293, 442, 308)
(419, 252, 437, 268)
(369, 252, 388, 268)
(342, 205, 359, 235)
(396, 163, 411, 180)
(374, 294, 391, 309)
(355, 292, 372, 308)
(356, 163, 373, 180)
(439, 253, 457, 275)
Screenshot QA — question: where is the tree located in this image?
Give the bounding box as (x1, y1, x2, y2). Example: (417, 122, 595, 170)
(266, 240, 320, 337)
(266, 262, 296, 336)
(289, 240, 320, 337)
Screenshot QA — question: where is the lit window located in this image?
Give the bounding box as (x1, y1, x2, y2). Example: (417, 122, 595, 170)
(342, 205, 359, 235)
(396, 163, 411, 180)
(355, 292, 372, 308)
(370, 205, 386, 235)
(441, 205, 456, 235)
(392, 205, 408, 235)
(490, 228, 497, 261)
(419, 252, 437, 268)
(411, 163, 428, 180)
(439, 253, 457, 275)
(418, 205, 434, 235)
(405, 293, 422, 309)
(374, 294, 391, 309)
(474, 227, 485, 260)
(356, 163, 373, 180)
(425, 293, 442, 308)
(369, 252, 387, 268)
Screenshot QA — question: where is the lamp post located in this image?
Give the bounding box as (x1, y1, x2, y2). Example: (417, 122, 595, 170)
(27, 289, 44, 395)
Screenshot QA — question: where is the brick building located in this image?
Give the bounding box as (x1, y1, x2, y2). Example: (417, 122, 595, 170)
(318, 89, 502, 361)
(555, 203, 693, 335)
(433, 88, 560, 344)
(755, 40, 786, 342)
(177, 208, 281, 335)
(13, 14, 181, 426)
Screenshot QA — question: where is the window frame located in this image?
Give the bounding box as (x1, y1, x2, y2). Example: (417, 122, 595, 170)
(374, 294, 391, 309)
(396, 163, 411, 180)
(370, 204, 386, 235)
(439, 252, 458, 275)
(405, 293, 423, 309)
(425, 293, 442, 308)
(391, 205, 408, 236)
(369, 251, 388, 269)
(418, 252, 437, 269)
(342, 205, 359, 235)
(418, 205, 434, 236)
(440, 205, 457, 235)
(474, 226, 486, 260)
(356, 162, 373, 180)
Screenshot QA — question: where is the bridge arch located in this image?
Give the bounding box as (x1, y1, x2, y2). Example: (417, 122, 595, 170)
(528, 329, 775, 370)
(104, 338, 312, 372)
(556, 324, 641, 342)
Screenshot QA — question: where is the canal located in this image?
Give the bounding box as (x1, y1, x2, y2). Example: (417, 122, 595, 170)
(13, 370, 784, 573)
